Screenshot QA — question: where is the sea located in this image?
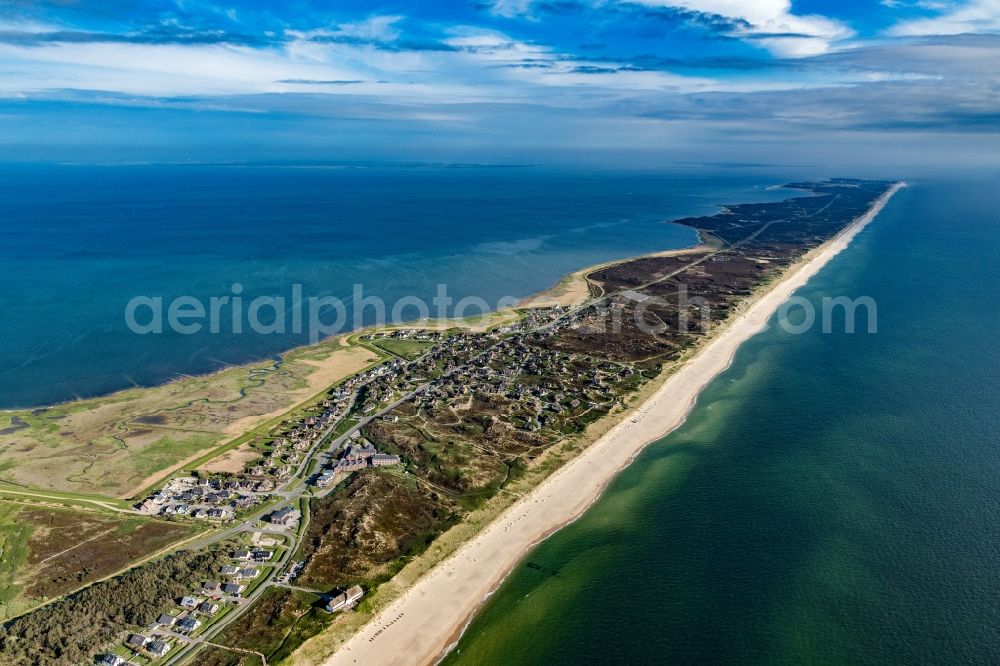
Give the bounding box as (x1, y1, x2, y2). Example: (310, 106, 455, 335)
(442, 175, 1000, 664)
(0, 163, 799, 408)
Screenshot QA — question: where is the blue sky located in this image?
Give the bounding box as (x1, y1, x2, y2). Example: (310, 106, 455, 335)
(1, 0, 998, 166)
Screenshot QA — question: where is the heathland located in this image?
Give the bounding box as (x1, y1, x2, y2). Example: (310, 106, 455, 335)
(0, 501, 200, 622)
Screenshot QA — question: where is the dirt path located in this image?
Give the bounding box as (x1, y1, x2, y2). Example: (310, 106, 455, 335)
(35, 528, 114, 565)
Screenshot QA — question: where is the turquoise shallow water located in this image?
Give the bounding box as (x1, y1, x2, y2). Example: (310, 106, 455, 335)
(443, 177, 1000, 664)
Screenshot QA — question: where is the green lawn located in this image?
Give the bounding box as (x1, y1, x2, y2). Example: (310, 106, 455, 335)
(369, 338, 435, 360)
(192, 601, 238, 637)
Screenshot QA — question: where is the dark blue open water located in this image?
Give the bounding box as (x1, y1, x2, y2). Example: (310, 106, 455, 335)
(0, 164, 801, 408)
(443, 177, 1000, 664)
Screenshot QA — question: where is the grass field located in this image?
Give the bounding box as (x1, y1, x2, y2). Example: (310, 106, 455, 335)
(367, 338, 435, 360)
(0, 336, 382, 499)
(0, 501, 199, 621)
(191, 646, 265, 666)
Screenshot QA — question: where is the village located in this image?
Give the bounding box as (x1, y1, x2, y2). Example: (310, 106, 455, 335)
(95, 521, 374, 666)
(91, 257, 739, 666)
(96, 535, 280, 665)
(129, 304, 613, 523)
(94, 301, 652, 665)
(99, 177, 885, 664)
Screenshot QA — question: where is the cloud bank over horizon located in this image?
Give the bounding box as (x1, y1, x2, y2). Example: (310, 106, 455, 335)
(0, 1, 997, 167)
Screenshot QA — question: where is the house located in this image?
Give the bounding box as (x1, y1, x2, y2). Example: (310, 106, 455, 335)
(99, 655, 125, 666)
(222, 582, 245, 596)
(203, 580, 221, 593)
(325, 592, 349, 613)
(315, 469, 336, 487)
(156, 613, 176, 626)
(344, 443, 376, 461)
(334, 459, 366, 473)
(325, 585, 365, 612)
(220, 565, 240, 576)
(371, 453, 401, 467)
(268, 507, 298, 526)
(179, 596, 199, 608)
(238, 567, 260, 579)
(125, 633, 148, 648)
(146, 640, 170, 657)
(345, 585, 364, 604)
(251, 548, 274, 561)
(197, 601, 220, 615)
(177, 617, 201, 632)
(232, 550, 252, 560)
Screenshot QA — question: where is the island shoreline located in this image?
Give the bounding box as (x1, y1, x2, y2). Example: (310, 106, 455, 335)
(316, 182, 905, 666)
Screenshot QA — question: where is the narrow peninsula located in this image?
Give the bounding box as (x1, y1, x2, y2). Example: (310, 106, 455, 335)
(0, 180, 901, 666)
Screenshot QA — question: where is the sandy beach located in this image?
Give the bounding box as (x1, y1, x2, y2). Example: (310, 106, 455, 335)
(321, 183, 904, 666)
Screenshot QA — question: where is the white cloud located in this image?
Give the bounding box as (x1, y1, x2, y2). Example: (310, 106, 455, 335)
(888, 0, 1000, 35)
(623, 0, 855, 56)
(2, 5, 993, 140)
(0, 42, 366, 97)
(482, 0, 854, 55)
(486, 0, 536, 19)
(440, 28, 722, 94)
(0, 22, 720, 107)
(333, 15, 405, 42)
(443, 28, 550, 59)
(286, 14, 405, 45)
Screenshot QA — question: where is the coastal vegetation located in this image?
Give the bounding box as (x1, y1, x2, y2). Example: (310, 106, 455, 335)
(193, 588, 333, 665)
(0, 548, 228, 665)
(0, 336, 382, 499)
(0, 503, 33, 619)
(287, 178, 898, 661)
(0, 501, 198, 622)
(297, 471, 459, 588)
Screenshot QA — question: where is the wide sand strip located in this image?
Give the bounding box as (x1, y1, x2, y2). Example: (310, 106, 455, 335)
(323, 183, 904, 666)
